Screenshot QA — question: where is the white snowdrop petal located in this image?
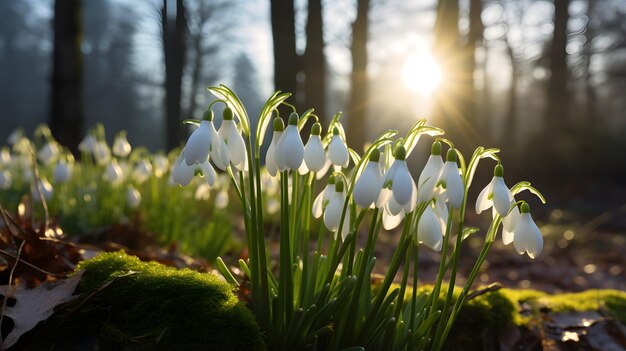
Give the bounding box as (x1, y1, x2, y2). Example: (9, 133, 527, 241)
(315, 156, 332, 180)
(402, 178, 418, 213)
(492, 177, 512, 217)
(387, 197, 404, 216)
(312, 186, 328, 218)
(375, 187, 392, 209)
(502, 226, 514, 246)
(323, 192, 342, 231)
(279, 126, 304, 170)
(443, 162, 464, 208)
(304, 136, 326, 172)
(210, 125, 230, 170)
(172, 155, 194, 186)
(475, 179, 493, 214)
(328, 135, 349, 167)
(353, 161, 382, 208)
(418, 155, 444, 188)
(502, 205, 520, 232)
(391, 161, 414, 206)
(199, 161, 216, 186)
(297, 160, 309, 175)
(183, 121, 212, 166)
(266, 131, 281, 176)
(417, 206, 444, 252)
(382, 208, 404, 230)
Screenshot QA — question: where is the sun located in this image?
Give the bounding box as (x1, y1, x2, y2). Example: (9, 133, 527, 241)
(402, 51, 443, 96)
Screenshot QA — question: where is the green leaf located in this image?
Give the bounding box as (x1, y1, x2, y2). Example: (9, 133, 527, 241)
(208, 85, 250, 136)
(182, 119, 200, 126)
(462, 227, 480, 241)
(403, 119, 444, 156)
(511, 181, 547, 204)
(216, 257, 239, 287)
(298, 108, 316, 131)
(256, 92, 292, 147)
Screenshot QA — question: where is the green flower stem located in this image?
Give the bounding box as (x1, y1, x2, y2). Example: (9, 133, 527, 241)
(428, 208, 455, 317)
(279, 171, 294, 327)
(395, 243, 413, 320)
(410, 241, 419, 330)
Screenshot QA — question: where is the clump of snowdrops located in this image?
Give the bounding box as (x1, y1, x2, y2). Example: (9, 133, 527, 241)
(0, 124, 234, 260)
(177, 85, 546, 350)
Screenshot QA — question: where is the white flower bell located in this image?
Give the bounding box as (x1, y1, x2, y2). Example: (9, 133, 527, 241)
(323, 179, 351, 240)
(153, 154, 170, 178)
(126, 186, 142, 209)
(132, 159, 153, 184)
(382, 145, 417, 213)
(417, 141, 444, 204)
(275, 113, 305, 171)
(353, 149, 383, 208)
(328, 127, 349, 168)
(0, 170, 12, 190)
(112, 132, 132, 158)
(104, 159, 124, 185)
(441, 149, 464, 208)
(94, 141, 111, 165)
(303, 123, 326, 173)
(0, 147, 11, 165)
(78, 134, 97, 154)
(476, 164, 512, 217)
(172, 151, 216, 187)
(53, 160, 73, 184)
(512, 203, 543, 259)
(38, 141, 60, 165)
(7, 129, 24, 146)
(218, 107, 248, 171)
(416, 205, 444, 252)
(312, 175, 336, 219)
(183, 110, 229, 170)
(265, 118, 284, 177)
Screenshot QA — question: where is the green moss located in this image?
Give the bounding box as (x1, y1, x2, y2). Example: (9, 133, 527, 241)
(14, 251, 265, 350)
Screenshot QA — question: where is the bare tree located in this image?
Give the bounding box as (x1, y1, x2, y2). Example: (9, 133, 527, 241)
(545, 0, 570, 135)
(50, 0, 84, 154)
(303, 0, 327, 125)
(270, 0, 299, 117)
(162, 0, 188, 151)
(346, 0, 370, 151)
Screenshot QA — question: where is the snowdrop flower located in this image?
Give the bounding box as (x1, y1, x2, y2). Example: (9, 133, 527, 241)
(382, 209, 404, 230)
(0, 147, 10, 165)
(441, 149, 464, 208)
(7, 129, 24, 146)
(381, 145, 417, 213)
(172, 152, 216, 187)
(328, 127, 349, 168)
(132, 159, 153, 184)
(215, 189, 229, 209)
(323, 179, 351, 240)
(53, 160, 73, 184)
(0, 170, 12, 189)
(126, 186, 142, 209)
(94, 141, 111, 165)
(104, 159, 124, 185)
(78, 134, 97, 154)
(312, 175, 336, 218)
(183, 110, 230, 170)
(38, 141, 59, 165)
(512, 203, 543, 259)
(112, 132, 132, 157)
(32, 178, 54, 202)
(275, 113, 305, 171)
(218, 107, 248, 171)
(417, 141, 444, 204)
(353, 149, 383, 208)
(152, 154, 169, 178)
(303, 123, 326, 173)
(265, 118, 284, 177)
(416, 205, 444, 252)
(476, 164, 513, 218)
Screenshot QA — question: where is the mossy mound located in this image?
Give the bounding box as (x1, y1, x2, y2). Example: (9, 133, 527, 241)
(13, 251, 265, 350)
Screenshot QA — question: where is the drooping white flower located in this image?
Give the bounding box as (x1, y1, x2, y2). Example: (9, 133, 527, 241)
(0, 147, 11, 165)
(416, 205, 444, 252)
(218, 107, 248, 171)
(476, 164, 512, 217)
(353, 149, 383, 208)
(126, 186, 142, 209)
(0, 170, 12, 189)
(172, 154, 195, 186)
(312, 176, 336, 218)
(215, 189, 229, 209)
(441, 149, 464, 208)
(382, 145, 417, 213)
(382, 208, 404, 230)
(275, 113, 305, 171)
(265, 118, 284, 177)
(183, 119, 213, 166)
(153, 154, 169, 178)
(78, 134, 97, 154)
(7, 129, 24, 146)
(112, 132, 132, 157)
(417, 141, 444, 204)
(93, 141, 111, 165)
(323, 179, 351, 240)
(303, 123, 326, 173)
(512, 203, 543, 259)
(328, 127, 349, 168)
(132, 159, 153, 184)
(32, 178, 54, 202)
(38, 141, 59, 165)
(197, 160, 216, 186)
(53, 160, 73, 184)
(104, 159, 124, 185)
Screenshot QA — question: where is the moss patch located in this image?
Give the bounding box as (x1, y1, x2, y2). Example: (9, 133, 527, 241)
(13, 251, 265, 350)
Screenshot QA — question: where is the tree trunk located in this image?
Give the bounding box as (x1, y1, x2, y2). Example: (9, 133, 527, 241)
(503, 34, 518, 147)
(50, 0, 83, 155)
(546, 0, 570, 135)
(270, 0, 299, 117)
(163, 0, 187, 151)
(584, 0, 596, 126)
(303, 0, 326, 131)
(347, 0, 370, 152)
(467, 0, 484, 133)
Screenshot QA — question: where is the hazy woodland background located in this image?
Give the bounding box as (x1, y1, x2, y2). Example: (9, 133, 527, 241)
(1, 0, 626, 219)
